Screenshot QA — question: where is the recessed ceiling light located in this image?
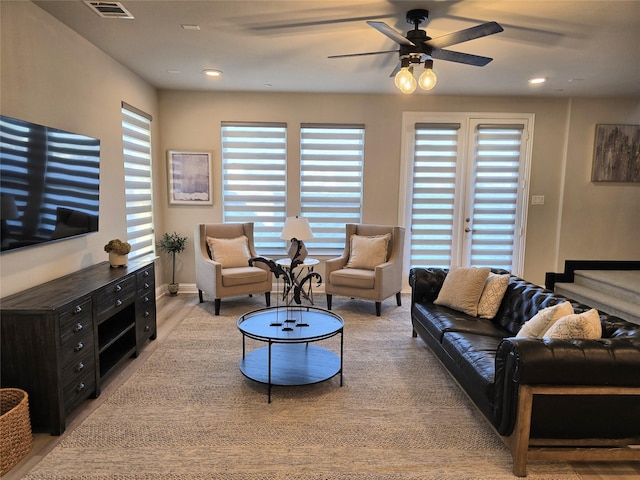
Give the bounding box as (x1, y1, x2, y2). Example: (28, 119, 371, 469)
(167, 69, 181, 74)
(528, 77, 546, 85)
(181, 24, 200, 30)
(203, 69, 222, 78)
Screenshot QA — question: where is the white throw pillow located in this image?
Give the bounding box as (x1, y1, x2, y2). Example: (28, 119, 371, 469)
(206, 235, 251, 268)
(434, 266, 490, 317)
(543, 309, 602, 340)
(477, 273, 510, 319)
(515, 301, 574, 338)
(345, 233, 391, 270)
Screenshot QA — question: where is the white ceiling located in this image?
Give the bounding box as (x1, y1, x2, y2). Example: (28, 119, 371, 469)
(33, 0, 640, 97)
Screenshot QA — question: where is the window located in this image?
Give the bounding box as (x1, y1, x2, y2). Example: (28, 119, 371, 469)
(221, 122, 287, 255)
(121, 103, 155, 262)
(409, 123, 461, 267)
(401, 113, 532, 275)
(300, 124, 364, 255)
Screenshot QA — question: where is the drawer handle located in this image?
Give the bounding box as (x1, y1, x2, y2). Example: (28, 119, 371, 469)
(144, 296, 150, 304)
(75, 362, 85, 372)
(144, 282, 150, 289)
(76, 382, 86, 393)
(74, 342, 84, 352)
(115, 284, 122, 292)
(144, 325, 150, 332)
(116, 299, 123, 307)
(143, 271, 149, 277)
(144, 310, 150, 318)
(73, 305, 83, 315)
(73, 323, 83, 332)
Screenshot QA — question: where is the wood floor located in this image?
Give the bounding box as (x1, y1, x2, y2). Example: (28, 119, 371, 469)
(4, 293, 639, 479)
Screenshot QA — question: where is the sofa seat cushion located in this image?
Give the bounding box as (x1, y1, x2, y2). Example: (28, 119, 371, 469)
(330, 268, 375, 289)
(441, 331, 503, 422)
(413, 303, 508, 343)
(221, 267, 269, 287)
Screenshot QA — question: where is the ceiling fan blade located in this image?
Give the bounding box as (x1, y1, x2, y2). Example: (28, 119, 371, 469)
(425, 21, 503, 49)
(430, 48, 493, 66)
(367, 21, 415, 46)
(389, 61, 402, 77)
(328, 49, 398, 59)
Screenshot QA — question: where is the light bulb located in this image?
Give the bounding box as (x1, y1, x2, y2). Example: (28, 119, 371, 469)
(395, 67, 417, 94)
(418, 68, 437, 90)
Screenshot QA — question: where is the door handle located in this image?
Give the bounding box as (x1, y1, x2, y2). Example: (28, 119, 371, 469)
(465, 227, 475, 233)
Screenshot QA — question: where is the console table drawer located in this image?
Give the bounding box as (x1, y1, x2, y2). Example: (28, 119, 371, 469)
(60, 329, 95, 366)
(95, 277, 136, 318)
(59, 298, 93, 346)
(63, 369, 96, 413)
(136, 266, 155, 295)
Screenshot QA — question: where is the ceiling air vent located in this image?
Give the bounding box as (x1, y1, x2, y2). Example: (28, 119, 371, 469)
(84, 1, 134, 19)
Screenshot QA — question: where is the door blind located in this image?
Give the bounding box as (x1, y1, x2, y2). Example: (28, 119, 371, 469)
(122, 103, 155, 262)
(468, 124, 524, 270)
(300, 124, 364, 255)
(410, 124, 460, 267)
(221, 122, 287, 255)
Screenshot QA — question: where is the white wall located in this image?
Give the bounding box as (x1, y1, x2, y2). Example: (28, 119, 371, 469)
(0, 1, 160, 297)
(2, 1, 638, 299)
(159, 91, 639, 286)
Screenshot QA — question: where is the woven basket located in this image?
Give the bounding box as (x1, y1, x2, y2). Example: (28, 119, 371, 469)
(0, 388, 33, 475)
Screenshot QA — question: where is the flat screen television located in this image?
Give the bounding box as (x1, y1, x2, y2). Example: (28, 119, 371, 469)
(0, 115, 100, 253)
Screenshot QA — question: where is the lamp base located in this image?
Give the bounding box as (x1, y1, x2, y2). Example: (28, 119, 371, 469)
(287, 239, 308, 263)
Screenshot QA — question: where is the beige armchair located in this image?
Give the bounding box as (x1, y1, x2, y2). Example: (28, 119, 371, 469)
(325, 224, 405, 316)
(194, 223, 271, 315)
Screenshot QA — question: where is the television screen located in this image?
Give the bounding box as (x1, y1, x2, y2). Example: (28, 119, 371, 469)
(0, 115, 100, 253)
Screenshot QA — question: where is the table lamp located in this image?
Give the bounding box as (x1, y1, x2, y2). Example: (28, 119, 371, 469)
(280, 216, 313, 262)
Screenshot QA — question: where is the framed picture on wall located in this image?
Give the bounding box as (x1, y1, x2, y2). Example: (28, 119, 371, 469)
(167, 151, 213, 205)
(592, 124, 640, 183)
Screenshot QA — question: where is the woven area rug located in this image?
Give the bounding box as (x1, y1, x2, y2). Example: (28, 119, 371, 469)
(25, 296, 581, 479)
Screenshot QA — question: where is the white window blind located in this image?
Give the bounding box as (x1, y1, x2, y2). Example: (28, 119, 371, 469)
(468, 124, 524, 270)
(221, 122, 287, 255)
(410, 123, 460, 267)
(122, 103, 155, 262)
(300, 124, 364, 255)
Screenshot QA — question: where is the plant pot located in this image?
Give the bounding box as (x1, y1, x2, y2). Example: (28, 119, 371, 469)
(168, 283, 179, 295)
(109, 252, 128, 268)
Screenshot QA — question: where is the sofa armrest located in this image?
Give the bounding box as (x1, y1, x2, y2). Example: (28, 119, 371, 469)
(408, 267, 448, 305)
(493, 337, 640, 435)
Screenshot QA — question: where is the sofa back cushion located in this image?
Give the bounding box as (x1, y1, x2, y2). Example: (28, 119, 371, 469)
(492, 277, 569, 335)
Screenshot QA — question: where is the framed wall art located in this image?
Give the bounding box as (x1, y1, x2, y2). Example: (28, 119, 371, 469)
(167, 151, 213, 205)
(592, 124, 640, 183)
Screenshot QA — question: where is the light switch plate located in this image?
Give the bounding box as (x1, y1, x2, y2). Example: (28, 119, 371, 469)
(531, 195, 545, 205)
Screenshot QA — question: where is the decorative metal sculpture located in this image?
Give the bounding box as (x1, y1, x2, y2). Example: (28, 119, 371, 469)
(250, 243, 322, 306)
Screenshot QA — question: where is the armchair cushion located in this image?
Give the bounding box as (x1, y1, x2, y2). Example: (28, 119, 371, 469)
(221, 266, 269, 287)
(345, 233, 391, 270)
(206, 235, 251, 268)
(330, 268, 375, 289)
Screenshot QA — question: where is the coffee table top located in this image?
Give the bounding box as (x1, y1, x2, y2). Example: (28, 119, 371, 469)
(237, 306, 344, 343)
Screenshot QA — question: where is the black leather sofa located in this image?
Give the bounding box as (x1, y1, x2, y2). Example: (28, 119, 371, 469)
(409, 267, 640, 476)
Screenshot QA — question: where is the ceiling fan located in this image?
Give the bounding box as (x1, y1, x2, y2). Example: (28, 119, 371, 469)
(329, 9, 503, 93)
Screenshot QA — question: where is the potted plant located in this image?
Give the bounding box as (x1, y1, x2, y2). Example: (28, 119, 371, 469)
(104, 239, 131, 268)
(158, 231, 188, 295)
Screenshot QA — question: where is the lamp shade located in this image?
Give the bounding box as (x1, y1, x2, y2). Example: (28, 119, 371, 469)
(280, 216, 313, 240)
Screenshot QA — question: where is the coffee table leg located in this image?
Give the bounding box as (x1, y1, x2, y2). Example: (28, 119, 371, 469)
(340, 330, 344, 386)
(268, 340, 272, 403)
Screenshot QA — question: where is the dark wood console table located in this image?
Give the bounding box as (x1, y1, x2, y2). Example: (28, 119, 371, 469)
(0, 260, 156, 435)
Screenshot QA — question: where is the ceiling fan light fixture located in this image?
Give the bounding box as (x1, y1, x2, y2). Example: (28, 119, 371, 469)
(395, 59, 417, 94)
(418, 60, 437, 90)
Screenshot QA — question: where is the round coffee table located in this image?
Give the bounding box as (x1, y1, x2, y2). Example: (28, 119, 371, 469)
(237, 306, 344, 402)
